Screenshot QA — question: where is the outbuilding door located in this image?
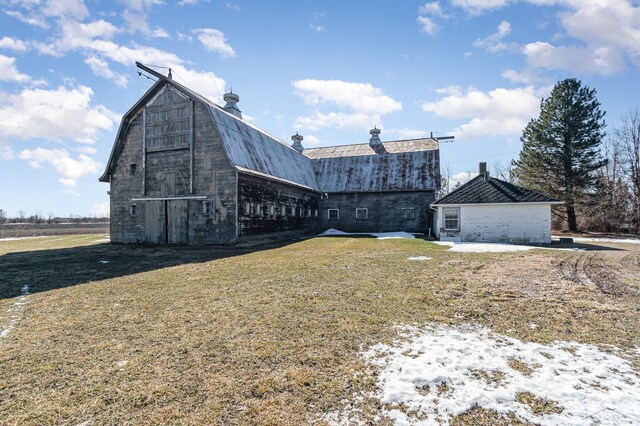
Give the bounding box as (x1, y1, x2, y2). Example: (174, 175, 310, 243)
(145, 200, 188, 244)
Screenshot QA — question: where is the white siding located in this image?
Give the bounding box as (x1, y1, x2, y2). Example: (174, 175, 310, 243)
(437, 204, 552, 243)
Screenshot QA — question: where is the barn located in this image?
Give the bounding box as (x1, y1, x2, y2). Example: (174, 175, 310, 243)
(432, 163, 562, 243)
(99, 64, 440, 244)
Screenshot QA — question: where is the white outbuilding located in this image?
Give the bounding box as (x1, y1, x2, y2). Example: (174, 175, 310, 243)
(432, 163, 562, 243)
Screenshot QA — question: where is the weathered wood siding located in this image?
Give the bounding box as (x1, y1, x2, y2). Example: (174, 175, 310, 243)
(319, 191, 435, 233)
(238, 173, 318, 237)
(436, 204, 552, 243)
(109, 84, 238, 244)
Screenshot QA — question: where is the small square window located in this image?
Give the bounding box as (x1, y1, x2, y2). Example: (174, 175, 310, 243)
(129, 204, 137, 216)
(355, 208, 368, 220)
(443, 208, 459, 230)
(328, 209, 339, 220)
(202, 201, 212, 214)
(402, 208, 416, 219)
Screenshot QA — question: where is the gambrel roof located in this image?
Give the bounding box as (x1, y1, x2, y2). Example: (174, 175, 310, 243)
(432, 175, 561, 205)
(100, 74, 440, 193)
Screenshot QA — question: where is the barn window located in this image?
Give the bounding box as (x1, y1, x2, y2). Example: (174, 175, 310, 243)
(281, 205, 287, 216)
(314, 209, 318, 217)
(202, 201, 212, 214)
(290, 206, 296, 216)
(129, 164, 137, 176)
(328, 209, 339, 220)
(402, 208, 416, 219)
(129, 204, 137, 216)
(443, 208, 460, 230)
(269, 204, 275, 216)
(355, 208, 368, 220)
(244, 202, 251, 215)
(256, 204, 262, 216)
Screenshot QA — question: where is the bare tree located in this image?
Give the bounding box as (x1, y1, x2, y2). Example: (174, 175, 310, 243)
(617, 109, 640, 232)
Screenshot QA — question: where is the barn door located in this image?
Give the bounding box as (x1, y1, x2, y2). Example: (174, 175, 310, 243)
(167, 200, 188, 244)
(145, 200, 166, 243)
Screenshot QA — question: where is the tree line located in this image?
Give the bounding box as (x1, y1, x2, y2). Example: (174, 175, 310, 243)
(512, 78, 639, 234)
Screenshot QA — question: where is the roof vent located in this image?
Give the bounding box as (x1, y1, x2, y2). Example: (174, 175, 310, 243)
(291, 132, 304, 153)
(223, 90, 242, 119)
(369, 127, 386, 154)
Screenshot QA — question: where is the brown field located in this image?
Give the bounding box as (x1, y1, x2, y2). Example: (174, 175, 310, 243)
(0, 234, 639, 425)
(0, 223, 110, 239)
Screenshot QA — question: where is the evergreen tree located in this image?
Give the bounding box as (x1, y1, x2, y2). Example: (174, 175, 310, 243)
(513, 78, 607, 231)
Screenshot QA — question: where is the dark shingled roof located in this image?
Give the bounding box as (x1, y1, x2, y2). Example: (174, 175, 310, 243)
(432, 174, 561, 205)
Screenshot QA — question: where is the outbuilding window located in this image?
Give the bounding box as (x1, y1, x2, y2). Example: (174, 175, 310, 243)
(328, 209, 339, 220)
(402, 208, 415, 219)
(202, 201, 212, 214)
(443, 208, 460, 230)
(129, 204, 137, 216)
(355, 208, 368, 220)
(129, 164, 137, 176)
(244, 202, 251, 215)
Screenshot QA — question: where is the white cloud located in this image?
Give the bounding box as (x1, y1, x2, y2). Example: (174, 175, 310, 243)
(309, 24, 326, 33)
(451, 171, 476, 187)
(419, 2, 448, 17)
(18, 148, 101, 187)
(84, 56, 128, 87)
(473, 20, 515, 52)
(0, 84, 119, 144)
(293, 79, 402, 116)
(0, 37, 29, 52)
(451, 0, 511, 15)
(294, 112, 373, 132)
(178, 0, 199, 4)
(304, 135, 321, 145)
(0, 55, 31, 83)
(147, 27, 170, 39)
(293, 79, 402, 132)
(194, 28, 236, 58)
(422, 86, 542, 140)
(122, 9, 148, 33)
(226, 2, 241, 11)
(4, 10, 48, 29)
(417, 16, 439, 35)
(417, 2, 448, 35)
(42, 0, 89, 20)
(501, 68, 544, 84)
(386, 128, 430, 139)
(523, 41, 626, 74)
(0, 145, 15, 160)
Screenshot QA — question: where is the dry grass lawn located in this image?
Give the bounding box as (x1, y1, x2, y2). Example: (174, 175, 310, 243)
(0, 234, 639, 425)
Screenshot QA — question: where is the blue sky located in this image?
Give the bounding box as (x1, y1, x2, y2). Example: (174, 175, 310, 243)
(0, 0, 639, 217)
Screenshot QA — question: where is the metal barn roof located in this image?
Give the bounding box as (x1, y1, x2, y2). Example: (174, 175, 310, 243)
(101, 73, 440, 193)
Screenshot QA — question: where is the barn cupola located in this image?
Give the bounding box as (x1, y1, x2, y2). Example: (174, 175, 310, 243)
(369, 127, 386, 154)
(291, 132, 304, 153)
(223, 90, 242, 119)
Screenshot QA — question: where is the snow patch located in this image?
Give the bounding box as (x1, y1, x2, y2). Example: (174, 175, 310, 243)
(563, 236, 640, 245)
(320, 229, 415, 239)
(98, 260, 110, 264)
(408, 256, 432, 261)
(0, 284, 30, 339)
(359, 323, 640, 425)
(116, 360, 128, 368)
(93, 238, 110, 243)
(433, 241, 583, 253)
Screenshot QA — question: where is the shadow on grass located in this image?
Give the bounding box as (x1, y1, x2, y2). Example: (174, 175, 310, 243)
(0, 239, 295, 300)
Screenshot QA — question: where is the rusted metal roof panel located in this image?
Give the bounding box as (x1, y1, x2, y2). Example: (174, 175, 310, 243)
(314, 150, 440, 193)
(304, 138, 438, 159)
(208, 106, 320, 191)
